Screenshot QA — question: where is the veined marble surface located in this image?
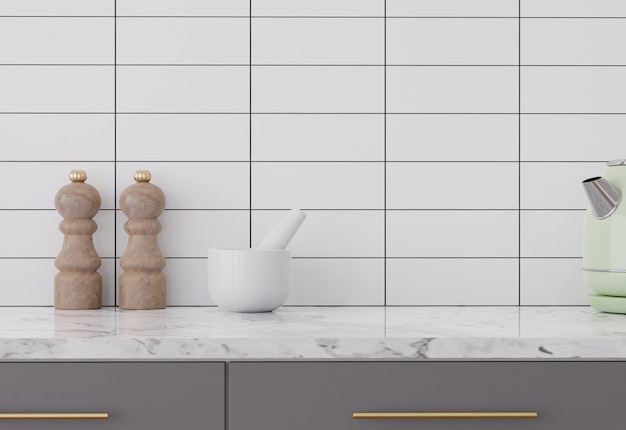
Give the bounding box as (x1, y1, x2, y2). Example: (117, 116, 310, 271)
(1, 306, 626, 360)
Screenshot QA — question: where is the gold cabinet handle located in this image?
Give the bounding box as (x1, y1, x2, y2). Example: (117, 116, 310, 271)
(0, 413, 109, 420)
(353, 412, 538, 419)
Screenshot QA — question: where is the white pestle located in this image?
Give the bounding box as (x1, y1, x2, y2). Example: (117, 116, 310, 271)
(257, 209, 307, 250)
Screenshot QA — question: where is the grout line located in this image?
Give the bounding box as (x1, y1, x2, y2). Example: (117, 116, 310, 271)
(0, 256, 584, 260)
(249, 0, 253, 249)
(0, 208, 588, 212)
(11, 112, 626, 115)
(8, 63, 626, 67)
(9, 63, 626, 67)
(114, 0, 118, 307)
(0, 160, 611, 164)
(383, 0, 387, 306)
(518, 0, 522, 306)
(6, 15, 626, 19)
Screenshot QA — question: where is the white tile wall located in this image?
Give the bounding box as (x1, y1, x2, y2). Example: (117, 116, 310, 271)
(522, 68, 626, 114)
(252, 210, 384, 257)
(520, 259, 588, 305)
(386, 211, 519, 258)
(0, 162, 115, 209)
(252, 19, 384, 65)
(0, 67, 113, 112)
(521, 0, 626, 17)
(117, 18, 249, 64)
(116, 114, 249, 161)
(287, 259, 384, 305)
(386, 163, 518, 209)
(252, 66, 384, 113)
(0, 1, 113, 15)
(251, 115, 384, 161)
(387, 0, 518, 17)
(521, 116, 626, 161)
(117, 0, 249, 16)
(387, 259, 519, 305)
(387, 67, 518, 113)
(522, 19, 626, 65)
(117, 66, 249, 112)
(1, 0, 617, 307)
(387, 19, 518, 65)
(0, 115, 114, 161)
(386, 115, 518, 161)
(117, 211, 249, 257)
(0, 18, 113, 64)
(252, 163, 384, 209)
(252, 0, 383, 17)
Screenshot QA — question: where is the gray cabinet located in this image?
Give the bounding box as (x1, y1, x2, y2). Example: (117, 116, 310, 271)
(0, 362, 224, 430)
(229, 361, 626, 430)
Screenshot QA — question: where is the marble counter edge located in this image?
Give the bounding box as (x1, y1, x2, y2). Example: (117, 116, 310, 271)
(3, 336, 626, 360)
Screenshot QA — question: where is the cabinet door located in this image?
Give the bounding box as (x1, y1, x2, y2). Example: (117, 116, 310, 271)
(229, 361, 626, 430)
(0, 362, 224, 430)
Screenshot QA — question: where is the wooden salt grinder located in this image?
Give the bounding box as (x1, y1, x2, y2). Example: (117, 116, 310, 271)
(54, 170, 102, 309)
(119, 170, 167, 310)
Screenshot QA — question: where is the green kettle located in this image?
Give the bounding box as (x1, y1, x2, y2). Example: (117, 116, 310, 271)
(583, 159, 626, 313)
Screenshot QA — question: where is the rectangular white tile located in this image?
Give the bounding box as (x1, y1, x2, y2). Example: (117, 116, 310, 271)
(117, 66, 249, 113)
(286, 259, 384, 305)
(521, 162, 605, 209)
(522, 19, 626, 65)
(387, 162, 518, 209)
(117, 0, 249, 16)
(252, 66, 384, 113)
(387, 258, 519, 305)
(164, 259, 213, 306)
(252, 162, 384, 209)
(522, 67, 626, 113)
(387, 210, 518, 257)
(0, 66, 113, 112)
(0, 258, 115, 306)
(0, 210, 114, 258)
(387, 66, 518, 113)
(0, 1, 113, 15)
(0, 162, 115, 209)
(117, 114, 248, 161)
(521, 258, 589, 305)
(521, 115, 626, 161)
(117, 210, 249, 258)
(117, 18, 249, 64)
(252, 210, 383, 257)
(387, 115, 518, 161)
(0, 18, 112, 64)
(252, 0, 382, 16)
(252, 18, 383, 64)
(387, 0, 518, 17)
(521, 211, 584, 257)
(522, 0, 626, 17)
(252, 114, 383, 161)
(387, 18, 518, 65)
(116, 258, 214, 306)
(0, 114, 113, 161)
(116, 162, 249, 209)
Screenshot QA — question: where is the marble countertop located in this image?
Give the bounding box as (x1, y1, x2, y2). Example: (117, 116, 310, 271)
(1, 306, 626, 360)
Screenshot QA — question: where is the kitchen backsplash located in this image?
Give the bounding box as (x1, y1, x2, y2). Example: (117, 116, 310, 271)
(0, 0, 622, 306)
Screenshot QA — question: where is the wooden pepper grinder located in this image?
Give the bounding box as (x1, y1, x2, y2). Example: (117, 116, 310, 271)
(54, 170, 102, 309)
(119, 170, 167, 309)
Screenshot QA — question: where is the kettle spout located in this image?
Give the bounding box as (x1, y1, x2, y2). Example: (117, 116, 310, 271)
(582, 177, 621, 219)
